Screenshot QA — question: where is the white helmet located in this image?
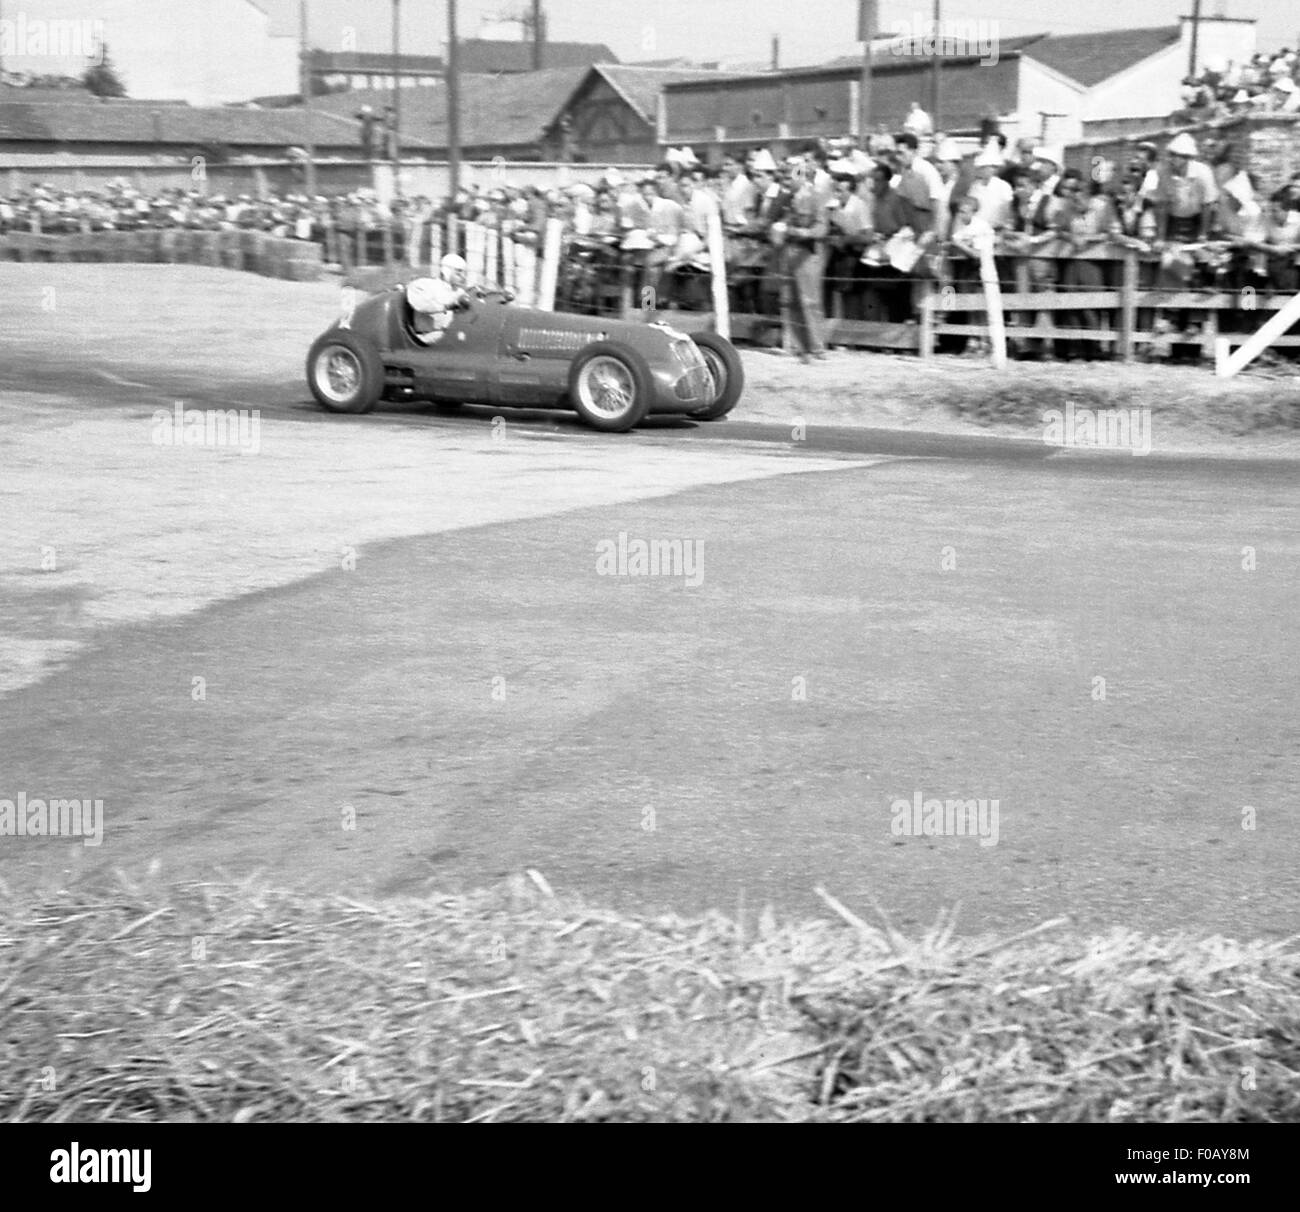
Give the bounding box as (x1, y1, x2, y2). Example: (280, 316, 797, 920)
(440, 253, 468, 282)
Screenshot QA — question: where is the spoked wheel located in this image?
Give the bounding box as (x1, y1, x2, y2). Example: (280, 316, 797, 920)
(568, 341, 654, 432)
(306, 330, 383, 414)
(688, 332, 745, 421)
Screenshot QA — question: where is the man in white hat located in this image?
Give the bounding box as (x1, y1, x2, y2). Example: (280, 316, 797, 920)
(1015, 146, 1063, 246)
(1154, 133, 1218, 244)
(1269, 75, 1300, 113)
(903, 101, 934, 139)
(967, 143, 1014, 232)
(930, 140, 965, 239)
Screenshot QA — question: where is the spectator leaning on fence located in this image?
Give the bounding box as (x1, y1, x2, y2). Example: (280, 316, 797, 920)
(968, 144, 1015, 234)
(1153, 133, 1218, 244)
(932, 140, 966, 240)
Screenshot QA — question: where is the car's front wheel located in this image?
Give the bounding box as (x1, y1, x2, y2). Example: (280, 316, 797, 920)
(688, 332, 745, 421)
(568, 341, 654, 432)
(307, 330, 383, 414)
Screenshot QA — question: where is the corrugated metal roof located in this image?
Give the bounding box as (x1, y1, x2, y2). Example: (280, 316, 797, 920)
(0, 101, 357, 147)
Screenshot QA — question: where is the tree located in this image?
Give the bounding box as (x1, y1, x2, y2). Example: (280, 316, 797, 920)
(83, 47, 127, 98)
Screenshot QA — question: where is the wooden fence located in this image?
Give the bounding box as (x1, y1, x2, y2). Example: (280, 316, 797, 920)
(918, 251, 1300, 362)
(0, 228, 324, 281)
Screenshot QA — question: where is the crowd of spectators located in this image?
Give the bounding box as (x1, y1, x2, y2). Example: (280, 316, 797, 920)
(1178, 47, 1300, 119)
(5, 123, 1300, 360)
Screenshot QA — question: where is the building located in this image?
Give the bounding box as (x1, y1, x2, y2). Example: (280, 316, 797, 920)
(662, 49, 1033, 155)
(1037, 17, 1258, 138)
(662, 16, 1260, 155)
(0, 94, 356, 162)
(307, 52, 447, 95)
(304, 64, 731, 164)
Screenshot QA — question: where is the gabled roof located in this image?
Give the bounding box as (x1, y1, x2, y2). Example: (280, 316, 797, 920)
(1021, 25, 1182, 88)
(457, 38, 617, 73)
(820, 34, 1044, 71)
(307, 67, 592, 150)
(592, 65, 740, 124)
(0, 100, 357, 147)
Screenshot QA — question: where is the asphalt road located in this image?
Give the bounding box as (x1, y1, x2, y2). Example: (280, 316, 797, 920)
(3, 428, 1296, 938)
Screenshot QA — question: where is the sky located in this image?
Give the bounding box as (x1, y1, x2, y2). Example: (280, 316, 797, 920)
(263, 0, 1300, 67)
(2, 1, 1297, 74)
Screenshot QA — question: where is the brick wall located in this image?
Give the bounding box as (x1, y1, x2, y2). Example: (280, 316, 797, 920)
(1068, 114, 1300, 193)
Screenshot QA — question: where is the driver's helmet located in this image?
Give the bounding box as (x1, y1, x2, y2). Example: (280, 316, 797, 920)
(439, 253, 468, 288)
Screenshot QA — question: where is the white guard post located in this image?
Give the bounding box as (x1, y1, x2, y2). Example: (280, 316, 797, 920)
(978, 243, 1008, 370)
(537, 218, 564, 312)
(1216, 291, 1300, 377)
(464, 221, 487, 287)
(706, 208, 730, 340)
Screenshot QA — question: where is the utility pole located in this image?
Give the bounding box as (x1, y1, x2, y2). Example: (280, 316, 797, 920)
(930, 0, 942, 130)
(1189, 0, 1202, 78)
(771, 35, 779, 71)
(447, 0, 461, 197)
(531, 0, 543, 71)
(300, 0, 316, 195)
(858, 0, 875, 147)
(391, 0, 402, 195)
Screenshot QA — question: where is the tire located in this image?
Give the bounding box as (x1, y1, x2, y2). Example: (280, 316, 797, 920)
(567, 341, 655, 432)
(306, 329, 383, 414)
(688, 332, 745, 421)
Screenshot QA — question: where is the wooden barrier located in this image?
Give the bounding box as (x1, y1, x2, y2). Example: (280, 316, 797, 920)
(918, 251, 1300, 364)
(0, 230, 321, 281)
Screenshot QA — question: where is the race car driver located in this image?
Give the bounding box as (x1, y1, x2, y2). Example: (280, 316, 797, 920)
(407, 254, 470, 344)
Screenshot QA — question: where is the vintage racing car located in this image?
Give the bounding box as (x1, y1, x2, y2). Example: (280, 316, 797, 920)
(306, 286, 745, 432)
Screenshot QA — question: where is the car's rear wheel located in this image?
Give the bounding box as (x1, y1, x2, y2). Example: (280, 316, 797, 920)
(568, 341, 654, 432)
(688, 332, 745, 421)
(307, 330, 383, 414)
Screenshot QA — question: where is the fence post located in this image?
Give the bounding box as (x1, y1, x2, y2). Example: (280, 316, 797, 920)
(406, 216, 423, 268)
(1119, 252, 1138, 363)
(1214, 290, 1300, 377)
(919, 280, 935, 360)
(706, 208, 730, 340)
(486, 226, 500, 288)
(979, 244, 1007, 370)
(536, 217, 564, 312)
(463, 220, 481, 283)
(501, 234, 515, 294)
(620, 263, 634, 320)
(515, 240, 537, 307)
(428, 219, 441, 274)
